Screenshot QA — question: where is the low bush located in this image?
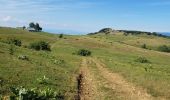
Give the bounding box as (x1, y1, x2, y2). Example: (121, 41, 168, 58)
(23, 45, 28, 48)
(10, 87, 64, 100)
(135, 57, 150, 63)
(141, 44, 147, 49)
(158, 45, 170, 53)
(59, 34, 63, 38)
(77, 49, 91, 56)
(29, 41, 51, 51)
(6, 38, 22, 47)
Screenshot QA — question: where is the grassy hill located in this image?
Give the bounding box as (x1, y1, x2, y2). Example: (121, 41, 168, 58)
(0, 27, 170, 99)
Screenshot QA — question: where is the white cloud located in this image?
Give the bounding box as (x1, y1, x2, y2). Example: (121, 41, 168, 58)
(0, 0, 100, 14)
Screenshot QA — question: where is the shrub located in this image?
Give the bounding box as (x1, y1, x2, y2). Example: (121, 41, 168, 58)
(7, 38, 22, 47)
(29, 41, 51, 51)
(77, 49, 91, 56)
(10, 87, 64, 100)
(135, 57, 150, 63)
(158, 45, 170, 53)
(23, 45, 28, 48)
(141, 44, 147, 49)
(59, 34, 63, 38)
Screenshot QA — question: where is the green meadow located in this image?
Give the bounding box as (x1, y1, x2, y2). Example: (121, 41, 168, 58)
(0, 27, 170, 99)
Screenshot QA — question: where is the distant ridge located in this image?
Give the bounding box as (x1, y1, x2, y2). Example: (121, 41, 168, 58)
(88, 28, 170, 38)
(159, 32, 170, 36)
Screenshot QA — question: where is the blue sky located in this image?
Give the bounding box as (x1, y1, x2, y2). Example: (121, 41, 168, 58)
(0, 0, 170, 34)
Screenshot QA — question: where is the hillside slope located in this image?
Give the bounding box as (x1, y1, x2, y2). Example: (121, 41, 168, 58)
(0, 27, 170, 99)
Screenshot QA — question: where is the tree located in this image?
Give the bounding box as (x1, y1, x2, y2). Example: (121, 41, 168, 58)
(29, 22, 35, 28)
(35, 23, 40, 31)
(39, 27, 42, 31)
(29, 22, 42, 31)
(34, 23, 42, 31)
(23, 26, 26, 30)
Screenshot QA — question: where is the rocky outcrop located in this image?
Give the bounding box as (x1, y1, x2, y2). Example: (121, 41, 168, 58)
(88, 28, 119, 35)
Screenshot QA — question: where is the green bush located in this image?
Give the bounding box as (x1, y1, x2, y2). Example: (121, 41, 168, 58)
(7, 38, 22, 47)
(158, 45, 170, 53)
(59, 34, 63, 38)
(10, 87, 64, 100)
(29, 41, 51, 51)
(135, 57, 150, 63)
(141, 44, 147, 49)
(77, 49, 91, 56)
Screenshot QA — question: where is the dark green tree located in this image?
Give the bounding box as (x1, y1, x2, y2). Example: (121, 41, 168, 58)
(23, 26, 26, 30)
(39, 27, 42, 31)
(29, 22, 42, 31)
(35, 23, 40, 28)
(35, 23, 39, 31)
(29, 22, 35, 28)
(34, 23, 42, 31)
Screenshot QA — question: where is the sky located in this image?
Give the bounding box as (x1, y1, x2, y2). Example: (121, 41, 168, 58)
(0, 0, 170, 34)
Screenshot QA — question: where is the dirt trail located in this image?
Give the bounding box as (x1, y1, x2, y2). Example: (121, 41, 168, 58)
(77, 57, 165, 100)
(77, 58, 98, 100)
(91, 58, 155, 100)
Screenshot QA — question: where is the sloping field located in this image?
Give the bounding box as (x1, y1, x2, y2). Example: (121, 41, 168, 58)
(0, 28, 170, 99)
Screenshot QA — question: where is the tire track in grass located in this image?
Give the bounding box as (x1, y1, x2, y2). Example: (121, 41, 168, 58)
(91, 58, 157, 100)
(76, 57, 165, 100)
(76, 58, 98, 100)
